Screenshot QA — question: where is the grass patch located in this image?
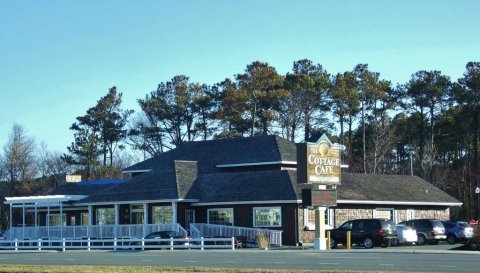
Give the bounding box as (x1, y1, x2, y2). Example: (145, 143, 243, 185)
(0, 265, 412, 273)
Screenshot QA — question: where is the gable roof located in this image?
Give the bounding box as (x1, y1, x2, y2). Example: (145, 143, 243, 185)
(123, 135, 297, 174)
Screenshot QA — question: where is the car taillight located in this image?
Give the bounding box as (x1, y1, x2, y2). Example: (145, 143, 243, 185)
(379, 228, 383, 236)
(458, 227, 465, 231)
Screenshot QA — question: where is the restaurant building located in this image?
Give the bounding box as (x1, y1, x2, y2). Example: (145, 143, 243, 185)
(4, 135, 462, 245)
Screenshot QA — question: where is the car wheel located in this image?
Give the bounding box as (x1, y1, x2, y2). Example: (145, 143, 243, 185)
(329, 237, 337, 249)
(363, 237, 374, 249)
(447, 234, 456, 245)
(416, 234, 426, 245)
(391, 238, 399, 247)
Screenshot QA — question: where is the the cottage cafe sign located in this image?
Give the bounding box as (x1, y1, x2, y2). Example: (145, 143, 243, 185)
(305, 134, 342, 185)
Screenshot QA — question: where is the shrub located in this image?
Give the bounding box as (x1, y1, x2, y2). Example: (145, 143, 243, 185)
(255, 231, 270, 249)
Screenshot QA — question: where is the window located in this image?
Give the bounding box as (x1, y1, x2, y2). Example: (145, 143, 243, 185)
(207, 208, 233, 226)
(96, 208, 115, 225)
(185, 209, 195, 228)
(304, 208, 333, 230)
(130, 204, 145, 224)
(253, 207, 282, 227)
(81, 213, 89, 226)
(406, 209, 415, 220)
(152, 206, 173, 224)
(374, 208, 396, 223)
(48, 213, 66, 226)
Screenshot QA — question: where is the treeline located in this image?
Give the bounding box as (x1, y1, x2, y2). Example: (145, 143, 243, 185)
(1, 59, 479, 221)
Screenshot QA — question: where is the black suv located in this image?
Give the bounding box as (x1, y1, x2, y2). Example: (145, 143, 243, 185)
(400, 219, 446, 245)
(328, 219, 397, 249)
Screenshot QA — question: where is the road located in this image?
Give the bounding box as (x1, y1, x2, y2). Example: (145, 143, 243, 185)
(0, 249, 478, 272)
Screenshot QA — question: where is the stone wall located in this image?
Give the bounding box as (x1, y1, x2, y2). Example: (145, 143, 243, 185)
(396, 208, 450, 222)
(297, 206, 451, 244)
(334, 208, 373, 227)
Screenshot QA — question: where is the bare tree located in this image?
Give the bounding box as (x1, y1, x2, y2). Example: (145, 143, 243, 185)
(3, 124, 37, 194)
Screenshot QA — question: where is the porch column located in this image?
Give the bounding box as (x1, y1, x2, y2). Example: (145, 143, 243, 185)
(171, 202, 177, 225)
(60, 201, 63, 238)
(22, 203, 25, 239)
(47, 204, 50, 238)
(9, 204, 12, 231)
(34, 204, 38, 238)
(88, 205, 93, 237)
(114, 204, 119, 237)
(143, 203, 148, 237)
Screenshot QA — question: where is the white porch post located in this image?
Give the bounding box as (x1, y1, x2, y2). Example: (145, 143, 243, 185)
(171, 202, 177, 225)
(88, 205, 93, 237)
(114, 204, 119, 237)
(22, 203, 25, 239)
(143, 203, 148, 237)
(47, 204, 50, 238)
(34, 204, 38, 238)
(9, 204, 12, 231)
(60, 201, 63, 238)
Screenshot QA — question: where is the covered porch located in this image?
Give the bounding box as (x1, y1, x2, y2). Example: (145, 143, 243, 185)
(4, 195, 185, 240)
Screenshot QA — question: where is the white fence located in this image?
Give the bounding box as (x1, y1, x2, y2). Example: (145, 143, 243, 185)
(190, 223, 282, 246)
(4, 224, 187, 240)
(0, 237, 237, 251)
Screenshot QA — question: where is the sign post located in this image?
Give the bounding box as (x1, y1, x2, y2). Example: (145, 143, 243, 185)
(297, 134, 344, 251)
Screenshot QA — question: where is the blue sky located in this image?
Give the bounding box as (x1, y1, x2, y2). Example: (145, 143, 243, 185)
(1, 0, 479, 153)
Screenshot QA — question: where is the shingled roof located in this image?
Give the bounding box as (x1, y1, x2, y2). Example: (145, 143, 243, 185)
(54, 135, 460, 207)
(187, 170, 298, 204)
(123, 135, 297, 174)
(336, 173, 461, 205)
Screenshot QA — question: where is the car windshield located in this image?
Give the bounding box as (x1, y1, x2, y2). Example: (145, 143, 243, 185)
(145, 233, 161, 239)
(432, 220, 444, 228)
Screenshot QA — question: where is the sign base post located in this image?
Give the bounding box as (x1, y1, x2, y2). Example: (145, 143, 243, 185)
(313, 207, 327, 251)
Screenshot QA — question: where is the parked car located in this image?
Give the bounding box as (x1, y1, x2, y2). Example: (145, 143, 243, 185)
(392, 224, 417, 246)
(129, 231, 191, 250)
(400, 219, 446, 245)
(441, 221, 474, 244)
(328, 219, 397, 249)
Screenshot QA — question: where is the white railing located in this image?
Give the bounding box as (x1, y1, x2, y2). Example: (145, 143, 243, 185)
(4, 223, 187, 240)
(190, 223, 282, 246)
(0, 237, 237, 251)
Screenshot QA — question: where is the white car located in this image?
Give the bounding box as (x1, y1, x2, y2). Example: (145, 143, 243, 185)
(392, 224, 417, 246)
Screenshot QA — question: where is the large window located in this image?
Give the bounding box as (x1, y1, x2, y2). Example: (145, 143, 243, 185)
(152, 206, 173, 224)
(96, 208, 115, 225)
(130, 204, 145, 224)
(304, 208, 333, 230)
(48, 213, 66, 226)
(253, 207, 282, 227)
(207, 208, 233, 226)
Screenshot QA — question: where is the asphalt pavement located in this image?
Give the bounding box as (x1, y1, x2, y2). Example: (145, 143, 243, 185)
(0, 241, 478, 272)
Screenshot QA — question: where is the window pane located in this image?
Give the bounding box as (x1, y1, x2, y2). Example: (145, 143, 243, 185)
(96, 208, 115, 225)
(81, 213, 89, 226)
(254, 208, 281, 227)
(306, 208, 330, 228)
(208, 208, 233, 225)
(152, 206, 173, 224)
(48, 213, 66, 226)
